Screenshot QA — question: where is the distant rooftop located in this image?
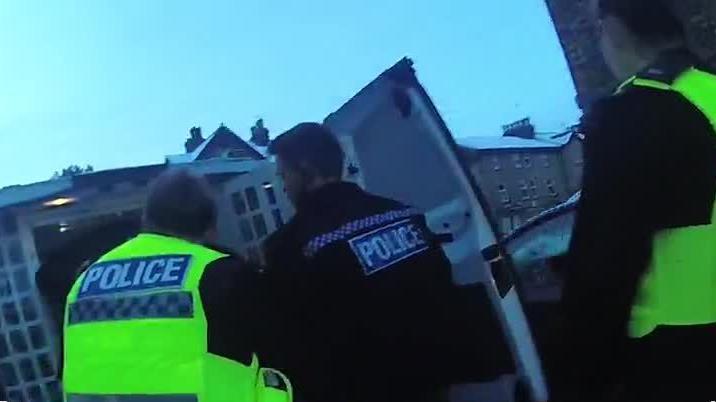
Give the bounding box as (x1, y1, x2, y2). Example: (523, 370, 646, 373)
(457, 130, 576, 151)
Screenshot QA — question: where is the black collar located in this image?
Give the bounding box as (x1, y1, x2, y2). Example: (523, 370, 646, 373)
(296, 182, 363, 213)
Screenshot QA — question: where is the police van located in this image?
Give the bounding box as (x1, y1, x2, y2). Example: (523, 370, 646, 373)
(217, 58, 548, 402)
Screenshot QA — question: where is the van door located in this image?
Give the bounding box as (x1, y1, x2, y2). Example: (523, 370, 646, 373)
(324, 58, 548, 402)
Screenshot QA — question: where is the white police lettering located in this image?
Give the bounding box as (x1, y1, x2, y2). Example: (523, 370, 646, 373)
(349, 219, 429, 275)
(78, 255, 191, 299)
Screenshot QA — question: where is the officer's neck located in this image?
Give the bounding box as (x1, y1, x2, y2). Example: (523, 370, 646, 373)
(621, 40, 686, 80)
(296, 178, 342, 210)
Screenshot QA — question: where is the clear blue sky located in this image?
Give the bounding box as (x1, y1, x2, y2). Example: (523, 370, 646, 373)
(0, 0, 580, 187)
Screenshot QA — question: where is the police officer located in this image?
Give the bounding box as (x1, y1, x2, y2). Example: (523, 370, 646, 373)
(262, 123, 511, 402)
(63, 170, 292, 402)
(563, 1, 716, 401)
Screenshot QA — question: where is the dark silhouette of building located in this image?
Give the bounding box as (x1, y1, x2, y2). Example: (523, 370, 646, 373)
(250, 119, 270, 147)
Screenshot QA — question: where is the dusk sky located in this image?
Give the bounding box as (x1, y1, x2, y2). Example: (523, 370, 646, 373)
(0, 0, 580, 187)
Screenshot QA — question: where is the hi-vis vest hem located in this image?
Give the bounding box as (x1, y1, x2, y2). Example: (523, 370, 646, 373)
(618, 63, 716, 339)
(63, 233, 292, 402)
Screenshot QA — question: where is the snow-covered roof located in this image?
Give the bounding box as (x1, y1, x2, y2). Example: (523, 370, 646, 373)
(457, 131, 576, 151)
(166, 130, 267, 165)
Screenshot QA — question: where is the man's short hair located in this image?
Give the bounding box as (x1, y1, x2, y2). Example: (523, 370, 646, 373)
(599, 0, 684, 44)
(144, 169, 217, 239)
(268, 122, 345, 179)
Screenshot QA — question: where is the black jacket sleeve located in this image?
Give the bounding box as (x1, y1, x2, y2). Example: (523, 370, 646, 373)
(200, 256, 265, 366)
(562, 88, 716, 399)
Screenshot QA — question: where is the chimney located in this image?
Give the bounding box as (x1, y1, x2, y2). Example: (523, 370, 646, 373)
(250, 119, 270, 147)
(502, 118, 536, 139)
(185, 126, 205, 153)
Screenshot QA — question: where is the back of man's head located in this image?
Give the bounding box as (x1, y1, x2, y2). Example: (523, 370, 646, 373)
(268, 122, 345, 180)
(598, 0, 683, 45)
(144, 169, 217, 241)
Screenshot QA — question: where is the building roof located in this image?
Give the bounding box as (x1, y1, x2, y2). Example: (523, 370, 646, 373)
(457, 131, 576, 151)
(166, 125, 266, 164)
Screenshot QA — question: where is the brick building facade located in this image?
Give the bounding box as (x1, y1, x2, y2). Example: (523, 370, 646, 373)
(545, 0, 716, 108)
(459, 120, 583, 237)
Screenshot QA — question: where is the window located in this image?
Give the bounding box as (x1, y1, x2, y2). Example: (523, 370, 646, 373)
(272, 209, 284, 228)
(3, 302, 20, 325)
(14, 269, 31, 293)
(8, 240, 23, 265)
(498, 185, 511, 205)
(21, 297, 38, 322)
(0, 273, 12, 298)
(500, 217, 512, 234)
(239, 219, 254, 242)
(0, 246, 4, 269)
(10, 329, 28, 353)
(245, 187, 260, 211)
(0, 335, 9, 358)
(263, 183, 277, 205)
(519, 180, 530, 200)
(523, 155, 532, 168)
(19, 357, 36, 382)
(2, 213, 17, 235)
(547, 179, 558, 197)
(8, 391, 23, 402)
(232, 192, 247, 216)
(48, 381, 63, 402)
(28, 385, 43, 402)
(252, 214, 268, 238)
(29, 325, 46, 349)
(37, 353, 54, 378)
(512, 215, 522, 229)
(492, 156, 501, 171)
(513, 154, 522, 169)
(0, 363, 18, 386)
(529, 179, 538, 199)
(541, 155, 550, 167)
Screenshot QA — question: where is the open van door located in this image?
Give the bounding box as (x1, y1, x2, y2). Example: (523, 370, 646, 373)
(324, 58, 548, 402)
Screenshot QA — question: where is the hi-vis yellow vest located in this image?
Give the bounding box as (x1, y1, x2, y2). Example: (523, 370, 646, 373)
(63, 233, 292, 402)
(617, 66, 716, 338)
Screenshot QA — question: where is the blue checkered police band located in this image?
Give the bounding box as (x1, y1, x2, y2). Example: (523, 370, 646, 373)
(68, 255, 194, 325)
(302, 208, 419, 258)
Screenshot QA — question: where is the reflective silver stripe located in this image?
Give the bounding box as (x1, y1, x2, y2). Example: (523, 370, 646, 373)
(67, 395, 197, 402)
(68, 291, 194, 325)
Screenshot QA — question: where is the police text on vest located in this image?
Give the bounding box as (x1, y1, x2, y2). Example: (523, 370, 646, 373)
(78, 255, 191, 299)
(349, 219, 429, 275)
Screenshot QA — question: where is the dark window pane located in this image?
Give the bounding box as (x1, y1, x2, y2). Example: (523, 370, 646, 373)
(8, 241, 23, 265)
(272, 209, 284, 228)
(3, 302, 20, 325)
(47, 380, 63, 402)
(38, 353, 54, 378)
(0, 246, 5, 269)
(21, 297, 39, 322)
(29, 326, 46, 349)
(13, 269, 30, 292)
(19, 358, 36, 382)
(0, 334, 9, 358)
(245, 187, 260, 211)
(252, 214, 268, 238)
(263, 183, 277, 205)
(0, 362, 18, 386)
(2, 214, 18, 235)
(0, 272, 13, 297)
(239, 219, 254, 242)
(232, 192, 247, 216)
(8, 390, 24, 402)
(28, 385, 43, 402)
(10, 330, 28, 352)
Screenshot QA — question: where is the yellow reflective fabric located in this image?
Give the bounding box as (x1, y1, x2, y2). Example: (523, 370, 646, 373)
(63, 234, 263, 402)
(623, 68, 716, 338)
